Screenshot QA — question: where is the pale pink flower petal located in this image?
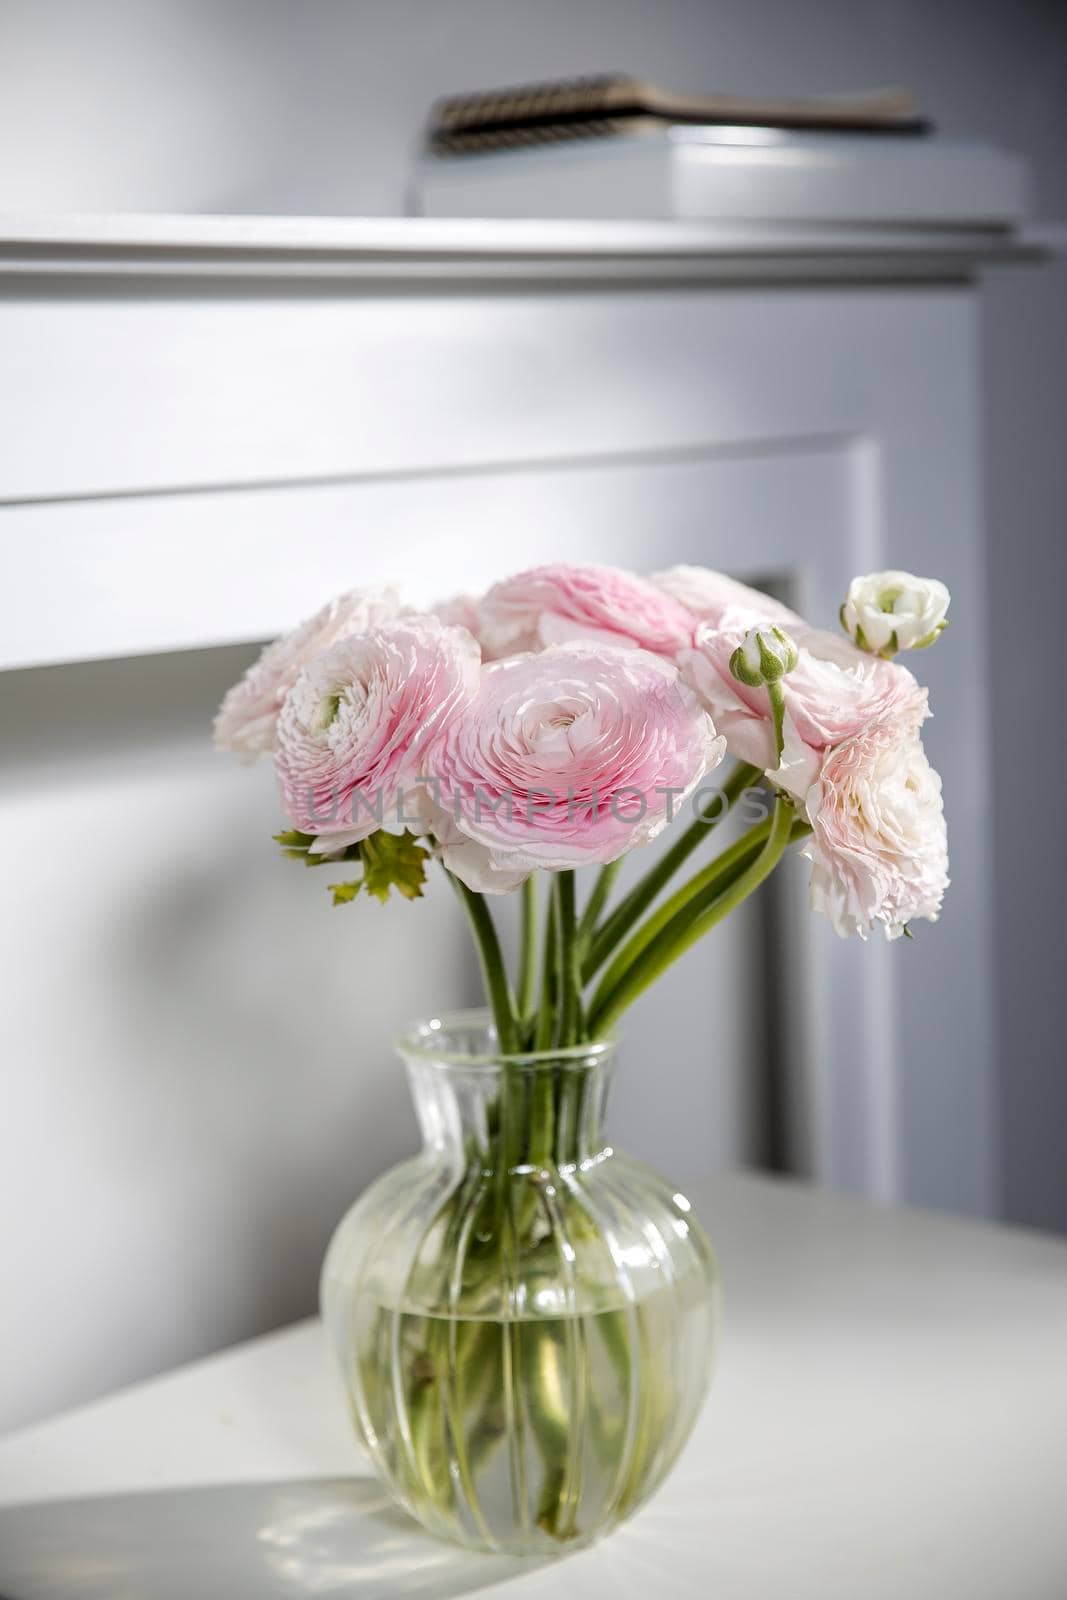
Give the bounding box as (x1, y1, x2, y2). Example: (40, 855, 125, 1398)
(214, 586, 403, 759)
(652, 566, 802, 629)
(480, 563, 695, 658)
(681, 613, 924, 787)
(803, 700, 949, 940)
(275, 617, 480, 846)
(425, 805, 532, 894)
(429, 642, 724, 872)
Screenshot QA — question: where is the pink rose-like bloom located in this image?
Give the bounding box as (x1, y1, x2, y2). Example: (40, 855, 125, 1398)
(429, 591, 510, 662)
(652, 565, 803, 630)
(418, 802, 534, 895)
(275, 617, 480, 846)
(804, 699, 949, 940)
(431, 592, 483, 638)
(681, 615, 924, 798)
(479, 563, 696, 658)
(428, 642, 725, 880)
(214, 586, 402, 759)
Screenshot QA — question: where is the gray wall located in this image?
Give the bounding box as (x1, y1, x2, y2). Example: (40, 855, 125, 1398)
(1, 0, 1064, 1232)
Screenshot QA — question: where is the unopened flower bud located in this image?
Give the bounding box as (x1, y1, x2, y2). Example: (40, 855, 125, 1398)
(730, 625, 798, 768)
(840, 571, 949, 656)
(730, 625, 799, 689)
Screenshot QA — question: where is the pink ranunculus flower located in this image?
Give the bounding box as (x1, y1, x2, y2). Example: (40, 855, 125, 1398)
(429, 591, 510, 663)
(479, 563, 696, 658)
(417, 800, 534, 894)
(214, 586, 403, 759)
(275, 617, 480, 847)
(428, 642, 725, 878)
(681, 614, 924, 798)
(652, 565, 803, 630)
(803, 699, 949, 940)
(431, 592, 484, 638)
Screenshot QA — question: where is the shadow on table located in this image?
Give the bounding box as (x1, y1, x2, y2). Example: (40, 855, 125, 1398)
(0, 1477, 559, 1599)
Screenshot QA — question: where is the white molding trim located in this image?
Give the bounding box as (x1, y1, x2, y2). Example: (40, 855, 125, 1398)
(0, 211, 1044, 284)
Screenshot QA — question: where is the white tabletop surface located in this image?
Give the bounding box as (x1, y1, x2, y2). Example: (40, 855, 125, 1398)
(2, 1172, 1065, 1599)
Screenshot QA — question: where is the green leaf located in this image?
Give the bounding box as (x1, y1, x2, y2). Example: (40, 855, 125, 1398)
(359, 831, 430, 904)
(328, 880, 363, 906)
(276, 824, 428, 905)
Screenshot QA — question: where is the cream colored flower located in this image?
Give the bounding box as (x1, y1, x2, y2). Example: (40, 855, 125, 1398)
(803, 699, 949, 940)
(841, 570, 949, 656)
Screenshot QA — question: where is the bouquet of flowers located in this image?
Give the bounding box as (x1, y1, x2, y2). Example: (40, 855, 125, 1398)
(217, 562, 949, 1051)
(216, 561, 950, 1550)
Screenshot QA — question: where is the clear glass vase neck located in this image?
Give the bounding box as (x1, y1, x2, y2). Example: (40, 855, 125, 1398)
(396, 1011, 617, 1173)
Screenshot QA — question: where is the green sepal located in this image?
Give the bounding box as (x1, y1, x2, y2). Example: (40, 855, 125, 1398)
(359, 831, 430, 904)
(911, 619, 948, 650)
(729, 644, 763, 688)
(275, 828, 361, 867)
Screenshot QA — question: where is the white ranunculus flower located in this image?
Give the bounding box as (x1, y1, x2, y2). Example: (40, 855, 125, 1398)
(841, 570, 949, 656)
(803, 703, 949, 940)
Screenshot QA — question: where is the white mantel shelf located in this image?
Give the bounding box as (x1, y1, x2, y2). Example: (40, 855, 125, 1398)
(0, 211, 1044, 284)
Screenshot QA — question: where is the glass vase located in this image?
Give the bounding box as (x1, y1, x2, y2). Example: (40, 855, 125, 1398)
(321, 1010, 719, 1554)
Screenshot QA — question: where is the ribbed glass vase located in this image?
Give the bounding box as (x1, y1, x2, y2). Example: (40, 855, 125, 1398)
(321, 1010, 719, 1554)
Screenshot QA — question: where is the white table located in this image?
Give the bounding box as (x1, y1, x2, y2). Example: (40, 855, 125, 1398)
(2, 1173, 1065, 1599)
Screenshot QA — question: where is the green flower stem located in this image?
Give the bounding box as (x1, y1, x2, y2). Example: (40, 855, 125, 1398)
(576, 861, 622, 953)
(447, 872, 519, 1055)
(528, 1070, 557, 1168)
(520, 1322, 572, 1532)
(768, 680, 786, 765)
(555, 872, 581, 1047)
(582, 762, 760, 982)
(517, 877, 539, 1031)
(594, 815, 768, 1005)
(590, 811, 812, 1019)
(589, 797, 799, 1036)
(535, 891, 558, 1052)
(437, 1234, 494, 1543)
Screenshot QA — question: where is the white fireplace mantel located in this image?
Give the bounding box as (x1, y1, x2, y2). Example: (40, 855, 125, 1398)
(0, 208, 1042, 286)
(0, 194, 1022, 1424)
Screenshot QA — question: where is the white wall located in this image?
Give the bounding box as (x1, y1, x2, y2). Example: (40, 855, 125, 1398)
(2, 0, 1064, 221)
